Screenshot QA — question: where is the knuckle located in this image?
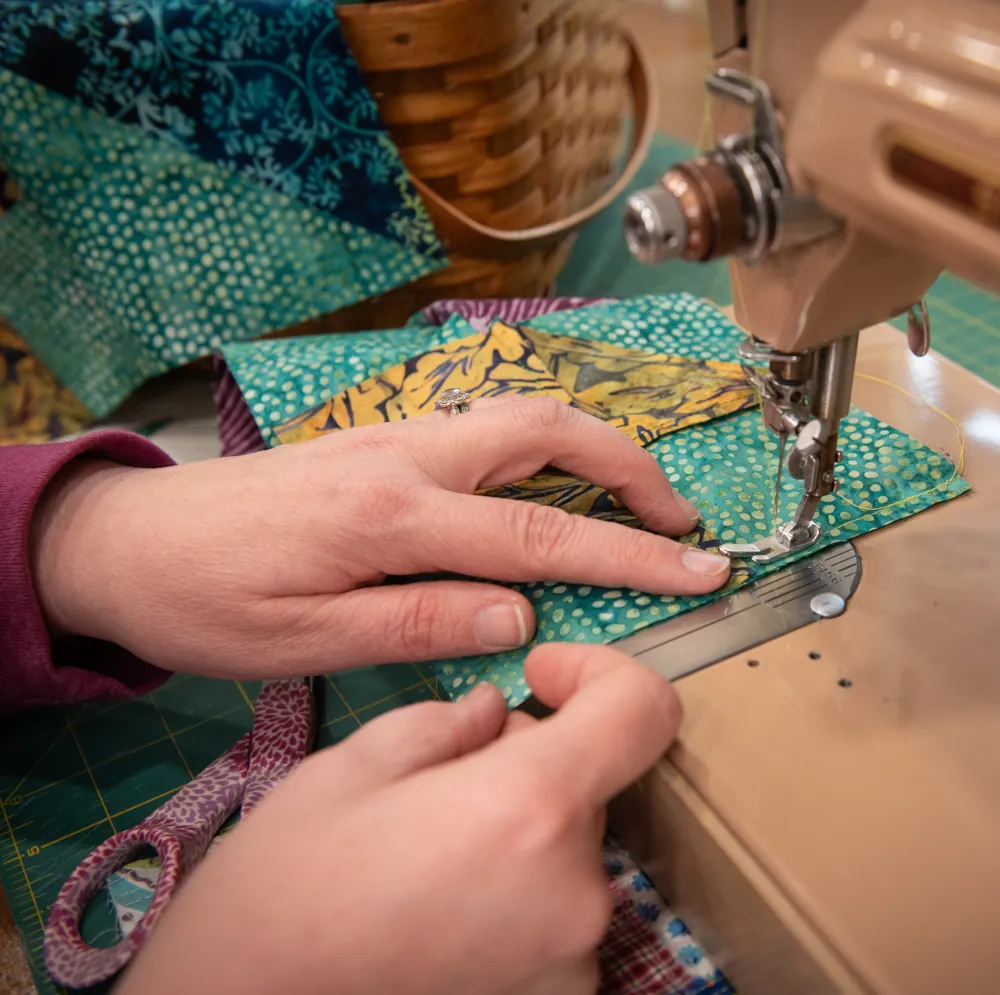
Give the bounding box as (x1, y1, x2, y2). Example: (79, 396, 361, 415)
(513, 502, 580, 565)
(611, 652, 683, 736)
(355, 478, 418, 525)
(505, 768, 577, 844)
(645, 667, 683, 729)
(516, 395, 575, 435)
(394, 585, 446, 659)
(614, 528, 665, 572)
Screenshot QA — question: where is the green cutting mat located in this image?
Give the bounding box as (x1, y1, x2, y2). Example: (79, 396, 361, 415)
(5, 133, 1000, 995)
(0, 664, 442, 994)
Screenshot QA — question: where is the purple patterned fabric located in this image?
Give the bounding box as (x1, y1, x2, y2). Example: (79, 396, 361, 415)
(213, 298, 610, 458)
(213, 355, 268, 459)
(419, 296, 612, 334)
(44, 679, 315, 989)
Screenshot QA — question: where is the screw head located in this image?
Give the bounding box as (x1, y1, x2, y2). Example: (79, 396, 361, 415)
(810, 592, 846, 618)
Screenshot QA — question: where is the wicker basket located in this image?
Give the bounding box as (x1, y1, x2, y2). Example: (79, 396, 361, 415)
(288, 0, 656, 333)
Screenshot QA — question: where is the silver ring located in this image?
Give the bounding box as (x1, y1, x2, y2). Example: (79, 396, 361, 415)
(435, 388, 472, 417)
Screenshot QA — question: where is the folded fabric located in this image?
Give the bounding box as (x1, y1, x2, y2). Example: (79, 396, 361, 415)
(214, 297, 611, 455)
(221, 294, 970, 707)
(274, 320, 756, 443)
(0, 1, 443, 417)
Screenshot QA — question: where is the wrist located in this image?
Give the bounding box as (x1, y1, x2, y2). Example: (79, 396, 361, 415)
(29, 458, 139, 641)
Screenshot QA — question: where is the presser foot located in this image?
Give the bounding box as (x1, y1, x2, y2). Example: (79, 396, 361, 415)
(720, 521, 821, 564)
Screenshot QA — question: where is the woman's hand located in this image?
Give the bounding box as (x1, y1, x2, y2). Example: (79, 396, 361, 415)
(31, 397, 728, 678)
(118, 644, 681, 995)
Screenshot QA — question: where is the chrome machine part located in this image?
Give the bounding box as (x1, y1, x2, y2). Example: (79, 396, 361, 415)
(624, 185, 689, 264)
(810, 591, 847, 619)
(723, 332, 858, 561)
(907, 298, 931, 357)
(622, 68, 840, 266)
(614, 543, 861, 683)
(623, 67, 858, 564)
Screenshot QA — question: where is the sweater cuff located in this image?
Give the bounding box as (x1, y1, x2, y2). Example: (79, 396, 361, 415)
(1, 431, 176, 711)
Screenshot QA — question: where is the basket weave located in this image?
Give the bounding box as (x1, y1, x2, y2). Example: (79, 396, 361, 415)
(292, 0, 655, 333)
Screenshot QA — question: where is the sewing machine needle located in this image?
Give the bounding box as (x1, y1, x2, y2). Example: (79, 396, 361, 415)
(773, 434, 786, 528)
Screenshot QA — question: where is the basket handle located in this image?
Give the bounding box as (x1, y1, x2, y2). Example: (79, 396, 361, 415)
(409, 29, 658, 263)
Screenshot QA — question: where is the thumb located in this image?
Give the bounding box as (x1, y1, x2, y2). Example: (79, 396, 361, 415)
(279, 581, 536, 671)
(312, 682, 508, 805)
(489, 643, 682, 811)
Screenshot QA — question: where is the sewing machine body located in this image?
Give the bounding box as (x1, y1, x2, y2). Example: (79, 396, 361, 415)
(614, 3, 1000, 992)
(626, 0, 1000, 561)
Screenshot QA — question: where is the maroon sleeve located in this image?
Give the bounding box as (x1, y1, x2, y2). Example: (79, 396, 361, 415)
(1, 431, 176, 712)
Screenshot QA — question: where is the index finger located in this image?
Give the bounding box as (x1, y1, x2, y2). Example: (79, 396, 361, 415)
(490, 643, 682, 809)
(405, 396, 699, 537)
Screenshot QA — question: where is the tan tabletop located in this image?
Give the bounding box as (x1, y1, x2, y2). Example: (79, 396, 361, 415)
(612, 322, 1000, 995)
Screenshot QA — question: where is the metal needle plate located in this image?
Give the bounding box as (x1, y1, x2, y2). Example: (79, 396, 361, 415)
(614, 543, 861, 683)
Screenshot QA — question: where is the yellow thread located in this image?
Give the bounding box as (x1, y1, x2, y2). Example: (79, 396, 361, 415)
(696, 94, 714, 152)
(856, 372, 966, 475)
(747, 0, 767, 154)
(818, 372, 966, 535)
(695, 1, 715, 151)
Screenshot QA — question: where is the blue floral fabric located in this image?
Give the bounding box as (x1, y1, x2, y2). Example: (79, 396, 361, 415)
(0, 0, 441, 258)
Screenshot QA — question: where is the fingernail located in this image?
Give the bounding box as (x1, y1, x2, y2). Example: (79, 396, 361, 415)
(682, 548, 730, 576)
(674, 492, 699, 522)
(475, 603, 529, 651)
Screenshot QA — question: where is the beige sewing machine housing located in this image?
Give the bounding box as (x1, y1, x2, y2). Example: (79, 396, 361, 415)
(612, 3, 1000, 992)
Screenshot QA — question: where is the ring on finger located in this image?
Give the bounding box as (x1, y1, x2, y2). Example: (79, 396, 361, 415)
(435, 387, 473, 417)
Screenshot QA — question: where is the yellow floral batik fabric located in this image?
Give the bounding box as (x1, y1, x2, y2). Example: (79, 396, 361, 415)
(274, 320, 757, 521)
(0, 318, 91, 445)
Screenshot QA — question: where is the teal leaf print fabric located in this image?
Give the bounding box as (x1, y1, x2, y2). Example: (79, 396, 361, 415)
(221, 294, 969, 707)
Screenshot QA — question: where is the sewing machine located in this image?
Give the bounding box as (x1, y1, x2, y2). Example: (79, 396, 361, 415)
(626, 0, 1000, 562)
(609, 3, 1000, 992)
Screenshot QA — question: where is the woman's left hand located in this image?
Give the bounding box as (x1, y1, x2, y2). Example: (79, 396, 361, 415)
(31, 397, 729, 679)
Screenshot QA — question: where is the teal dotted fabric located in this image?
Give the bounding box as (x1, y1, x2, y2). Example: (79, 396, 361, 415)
(439, 405, 965, 705)
(223, 316, 478, 446)
(224, 294, 969, 706)
(0, 69, 442, 418)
